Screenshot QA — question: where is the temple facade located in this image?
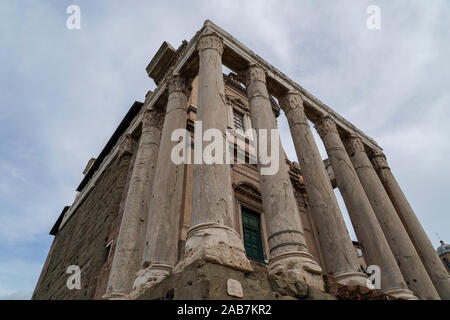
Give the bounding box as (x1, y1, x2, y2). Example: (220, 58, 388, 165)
(32, 20, 450, 300)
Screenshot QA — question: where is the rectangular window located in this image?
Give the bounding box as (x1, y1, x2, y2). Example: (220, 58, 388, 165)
(233, 109, 245, 134)
(241, 207, 264, 262)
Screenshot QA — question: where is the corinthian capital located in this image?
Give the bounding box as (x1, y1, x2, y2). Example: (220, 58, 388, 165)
(315, 115, 338, 138)
(142, 108, 165, 130)
(371, 152, 390, 171)
(168, 73, 185, 95)
(279, 91, 304, 114)
(243, 64, 266, 87)
(344, 134, 366, 156)
(197, 32, 223, 55)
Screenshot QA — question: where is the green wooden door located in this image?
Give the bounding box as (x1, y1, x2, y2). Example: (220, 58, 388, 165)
(241, 207, 264, 261)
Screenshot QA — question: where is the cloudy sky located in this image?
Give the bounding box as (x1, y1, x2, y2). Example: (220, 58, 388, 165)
(0, 0, 449, 299)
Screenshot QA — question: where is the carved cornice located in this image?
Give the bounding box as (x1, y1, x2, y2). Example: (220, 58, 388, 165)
(168, 73, 186, 95)
(315, 115, 338, 138)
(150, 41, 188, 86)
(279, 91, 304, 114)
(142, 108, 165, 130)
(198, 32, 223, 55)
(244, 64, 266, 87)
(233, 181, 262, 200)
(371, 152, 390, 171)
(345, 134, 365, 156)
(225, 94, 247, 110)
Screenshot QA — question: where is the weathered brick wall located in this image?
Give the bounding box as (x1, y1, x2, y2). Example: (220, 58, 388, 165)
(33, 151, 133, 300)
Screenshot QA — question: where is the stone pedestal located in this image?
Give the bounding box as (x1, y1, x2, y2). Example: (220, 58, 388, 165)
(315, 116, 415, 298)
(131, 260, 336, 300)
(183, 33, 252, 272)
(245, 66, 324, 290)
(105, 110, 163, 297)
(279, 92, 366, 288)
(372, 152, 450, 299)
(133, 74, 189, 290)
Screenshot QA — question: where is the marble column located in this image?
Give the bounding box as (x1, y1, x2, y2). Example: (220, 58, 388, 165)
(105, 109, 164, 297)
(314, 116, 416, 298)
(371, 151, 450, 299)
(278, 92, 368, 288)
(245, 66, 324, 289)
(133, 74, 189, 289)
(345, 135, 440, 299)
(181, 33, 252, 272)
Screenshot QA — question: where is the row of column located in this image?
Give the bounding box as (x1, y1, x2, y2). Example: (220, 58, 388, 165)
(106, 31, 450, 300)
(314, 116, 434, 299)
(371, 152, 450, 299)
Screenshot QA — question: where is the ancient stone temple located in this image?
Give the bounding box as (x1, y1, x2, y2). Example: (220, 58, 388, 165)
(32, 20, 450, 300)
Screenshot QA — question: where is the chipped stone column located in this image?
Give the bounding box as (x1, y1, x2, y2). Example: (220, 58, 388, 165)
(133, 74, 189, 290)
(105, 109, 164, 297)
(315, 117, 434, 299)
(181, 33, 252, 273)
(371, 152, 449, 299)
(278, 92, 368, 288)
(245, 65, 324, 290)
(314, 118, 416, 298)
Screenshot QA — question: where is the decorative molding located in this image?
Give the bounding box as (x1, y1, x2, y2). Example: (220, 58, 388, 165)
(225, 94, 246, 110)
(233, 181, 262, 200)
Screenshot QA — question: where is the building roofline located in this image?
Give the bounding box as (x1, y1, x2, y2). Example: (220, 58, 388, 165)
(50, 206, 70, 236)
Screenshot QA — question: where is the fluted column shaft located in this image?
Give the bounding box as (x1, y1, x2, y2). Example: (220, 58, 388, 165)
(372, 152, 450, 299)
(278, 92, 367, 287)
(106, 109, 163, 296)
(245, 66, 323, 289)
(182, 33, 252, 273)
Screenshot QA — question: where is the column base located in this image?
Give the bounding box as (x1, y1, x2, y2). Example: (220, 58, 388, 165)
(382, 288, 418, 300)
(131, 263, 173, 295)
(268, 251, 325, 291)
(334, 271, 371, 288)
(175, 222, 253, 274)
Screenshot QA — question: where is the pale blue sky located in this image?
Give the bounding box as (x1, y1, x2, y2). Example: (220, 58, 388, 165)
(0, 0, 449, 299)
